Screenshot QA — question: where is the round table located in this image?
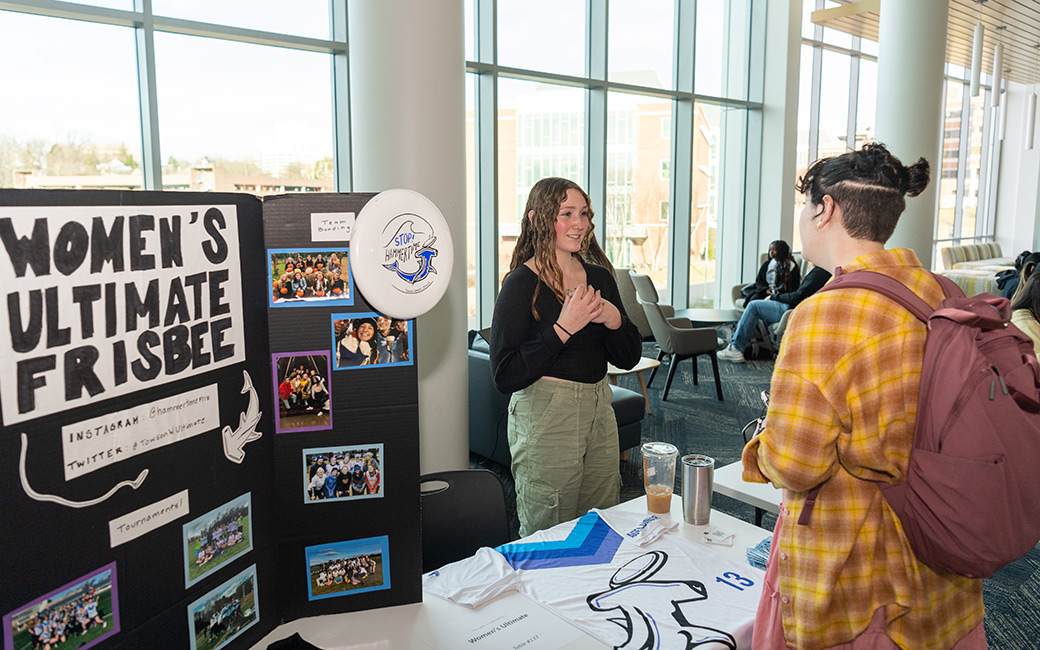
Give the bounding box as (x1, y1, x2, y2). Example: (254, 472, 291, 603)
(607, 357, 662, 414)
(672, 307, 741, 327)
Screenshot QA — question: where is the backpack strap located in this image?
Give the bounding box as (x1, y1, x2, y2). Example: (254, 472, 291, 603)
(815, 270, 949, 323)
(796, 269, 952, 526)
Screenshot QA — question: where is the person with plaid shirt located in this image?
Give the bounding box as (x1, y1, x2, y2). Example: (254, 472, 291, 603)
(742, 144, 986, 650)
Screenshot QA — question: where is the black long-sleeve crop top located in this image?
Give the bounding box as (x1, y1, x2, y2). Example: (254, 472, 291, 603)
(489, 261, 642, 394)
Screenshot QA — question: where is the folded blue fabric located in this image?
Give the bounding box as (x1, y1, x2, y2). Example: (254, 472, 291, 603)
(746, 536, 771, 570)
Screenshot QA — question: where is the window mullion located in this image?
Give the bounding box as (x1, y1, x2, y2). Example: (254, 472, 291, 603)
(953, 81, 970, 242)
(586, 0, 607, 240)
(331, 0, 351, 191)
(133, 0, 161, 189)
(476, 0, 497, 325)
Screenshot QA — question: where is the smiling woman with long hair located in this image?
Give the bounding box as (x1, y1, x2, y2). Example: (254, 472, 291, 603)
(489, 177, 641, 538)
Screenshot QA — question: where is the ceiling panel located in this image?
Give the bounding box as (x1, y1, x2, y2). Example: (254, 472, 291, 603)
(814, 0, 1040, 87)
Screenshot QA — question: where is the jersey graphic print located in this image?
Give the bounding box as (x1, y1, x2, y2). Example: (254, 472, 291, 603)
(587, 550, 738, 649)
(427, 510, 762, 650)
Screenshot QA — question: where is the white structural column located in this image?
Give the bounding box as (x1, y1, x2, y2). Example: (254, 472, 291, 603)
(875, 0, 949, 268)
(754, 0, 801, 272)
(348, 0, 468, 472)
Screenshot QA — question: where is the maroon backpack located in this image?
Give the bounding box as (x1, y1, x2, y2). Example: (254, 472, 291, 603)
(799, 270, 1040, 578)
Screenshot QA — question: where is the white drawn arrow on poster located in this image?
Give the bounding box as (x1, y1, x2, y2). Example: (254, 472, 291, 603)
(222, 370, 263, 464)
(19, 433, 149, 508)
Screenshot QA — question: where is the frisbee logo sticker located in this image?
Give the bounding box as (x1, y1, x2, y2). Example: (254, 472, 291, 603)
(381, 214, 439, 288)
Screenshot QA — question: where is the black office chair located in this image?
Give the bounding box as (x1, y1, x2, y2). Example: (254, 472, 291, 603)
(420, 469, 511, 573)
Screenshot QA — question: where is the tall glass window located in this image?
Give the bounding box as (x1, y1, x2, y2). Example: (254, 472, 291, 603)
(497, 0, 585, 77)
(151, 0, 329, 39)
(799, 6, 999, 268)
(154, 34, 333, 193)
(817, 50, 851, 159)
(855, 57, 877, 149)
(1, 13, 141, 190)
(688, 103, 724, 306)
(695, 0, 753, 100)
(936, 80, 965, 244)
(466, 74, 478, 322)
(1, 2, 345, 194)
(609, 0, 674, 90)
(496, 78, 586, 288)
(792, 43, 815, 251)
(468, 0, 762, 324)
(604, 92, 673, 286)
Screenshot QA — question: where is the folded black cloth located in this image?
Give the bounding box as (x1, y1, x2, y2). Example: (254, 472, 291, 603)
(268, 633, 324, 650)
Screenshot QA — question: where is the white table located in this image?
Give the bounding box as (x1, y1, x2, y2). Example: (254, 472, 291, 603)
(249, 495, 770, 650)
(712, 461, 783, 527)
(607, 357, 662, 414)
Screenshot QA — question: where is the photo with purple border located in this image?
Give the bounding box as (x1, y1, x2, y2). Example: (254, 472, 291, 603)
(272, 351, 332, 433)
(4, 562, 119, 650)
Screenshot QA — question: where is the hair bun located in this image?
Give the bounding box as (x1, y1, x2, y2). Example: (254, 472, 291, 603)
(902, 158, 930, 197)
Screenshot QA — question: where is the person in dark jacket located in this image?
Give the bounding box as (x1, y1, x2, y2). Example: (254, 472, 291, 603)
(718, 265, 832, 363)
(743, 240, 801, 303)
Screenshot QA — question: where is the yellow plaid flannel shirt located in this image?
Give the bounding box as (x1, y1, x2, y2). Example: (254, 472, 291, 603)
(743, 249, 984, 650)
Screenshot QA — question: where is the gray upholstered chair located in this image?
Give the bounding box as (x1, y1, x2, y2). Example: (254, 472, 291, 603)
(616, 267, 673, 340)
(629, 271, 724, 401)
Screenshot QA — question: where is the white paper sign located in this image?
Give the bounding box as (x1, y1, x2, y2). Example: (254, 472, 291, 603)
(62, 384, 220, 480)
(311, 212, 355, 242)
(0, 204, 244, 425)
(109, 489, 189, 547)
(422, 593, 585, 650)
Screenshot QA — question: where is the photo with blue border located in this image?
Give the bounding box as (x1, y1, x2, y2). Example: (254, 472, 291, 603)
(187, 564, 259, 650)
(182, 492, 254, 589)
(268, 247, 353, 307)
(305, 535, 390, 601)
(3, 562, 120, 650)
(302, 443, 384, 504)
(272, 351, 332, 433)
(331, 312, 413, 370)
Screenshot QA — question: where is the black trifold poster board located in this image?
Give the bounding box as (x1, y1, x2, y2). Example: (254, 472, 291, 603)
(0, 189, 421, 650)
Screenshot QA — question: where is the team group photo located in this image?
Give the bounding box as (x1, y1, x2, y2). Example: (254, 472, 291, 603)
(274, 352, 332, 432)
(4, 564, 117, 650)
(182, 493, 254, 588)
(303, 445, 383, 503)
(269, 248, 351, 306)
(305, 536, 389, 601)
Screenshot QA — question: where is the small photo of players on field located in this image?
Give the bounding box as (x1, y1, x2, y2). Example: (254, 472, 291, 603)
(187, 565, 259, 650)
(305, 536, 390, 601)
(182, 493, 254, 588)
(3, 563, 119, 650)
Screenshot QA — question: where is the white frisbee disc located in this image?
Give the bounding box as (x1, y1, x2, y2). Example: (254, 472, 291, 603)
(350, 188, 454, 319)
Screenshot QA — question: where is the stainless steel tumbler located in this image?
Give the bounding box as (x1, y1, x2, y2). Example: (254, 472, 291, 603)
(681, 454, 714, 525)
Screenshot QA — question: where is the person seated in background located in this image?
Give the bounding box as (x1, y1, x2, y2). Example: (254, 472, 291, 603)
(718, 263, 832, 363)
(1001, 251, 1040, 301)
(1010, 269, 1040, 361)
(741, 240, 801, 303)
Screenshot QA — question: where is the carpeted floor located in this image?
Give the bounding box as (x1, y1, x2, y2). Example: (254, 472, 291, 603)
(471, 342, 1040, 648)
